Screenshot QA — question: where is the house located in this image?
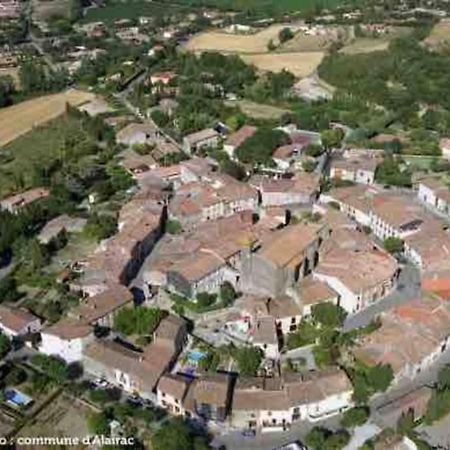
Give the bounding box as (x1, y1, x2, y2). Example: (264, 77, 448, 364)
(231, 369, 353, 430)
(329, 149, 382, 185)
(166, 250, 231, 298)
(241, 223, 326, 297)
(417, 177, 450, 216)
(38, 215, 86, 245)
(241, 295, 302, 338)
(83, 314, 187, 396)
(116, 122, 159, 147)
(439, 137, 450, 160)
(369, 195, 425, 241)
(272, 144, 304, 171)
(293, 276, 339, 316)
(150, 71, 177, 86)
(314, 247, 398, 314)
(169, 174, 258, 228)
(78, 198, 163, 296)
(68, 285, 133, 328)
(283, 368, 353, 422)
(320, 184, 378, 228)
(353, 295, 450, 384)
(231, 378, 291, 431)
(183, 128, 220, 154)
(0, 188, 50, 213)
(255, 173, 320, 207)
(0, 306, 41, 339)
(224, 125, 257, 159)
(40, 318, 94, 363)
(252, 316, 279, 359)
(184, 373, 232, 422)
(156, 373, 191, 416)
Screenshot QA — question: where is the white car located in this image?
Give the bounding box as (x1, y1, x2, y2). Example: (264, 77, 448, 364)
(93, 379, 108, 389)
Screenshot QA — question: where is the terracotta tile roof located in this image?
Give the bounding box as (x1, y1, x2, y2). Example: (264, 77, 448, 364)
(69, 285, 133, 324)
(297, 276, 338, 306)
(169, 250, 225, 283)
(232, 378, 289, 411)
(0, 306, 39, 333)
(184, 128, 219, 146)
(327, 185, 378, 214)
(283, 368, 352, 406)
(259, 223, 322, 268)
(372, 195, 425, 229)
(225, 125, 257, 148)
(84, 339, 172, 392)
(252, 316, 278, 345)
(44, 318, 92, 340)
(185, 373, 230, 408)
(354, 295, 450, 375)
(157, 373, 191, 400)
(315, 247, 398, 294)
(0, 188, 50, 211)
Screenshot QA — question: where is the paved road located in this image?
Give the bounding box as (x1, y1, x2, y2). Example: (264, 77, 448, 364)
(343, 263, 420, 331)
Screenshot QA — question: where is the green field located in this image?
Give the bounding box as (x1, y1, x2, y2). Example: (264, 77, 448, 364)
(84, 0, 360, 23)
(172, 0, 358, 13)
(83, 0, 188, 23)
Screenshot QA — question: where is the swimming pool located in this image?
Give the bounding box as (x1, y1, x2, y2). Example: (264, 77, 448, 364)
(187, 350, 206, 363)
(4, 389, 33, 408)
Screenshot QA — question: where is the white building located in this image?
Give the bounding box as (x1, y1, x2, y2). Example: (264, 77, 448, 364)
(252, 316, 279, 359)
(0, 306, 41, 339)
(40, 318, 94, 363)
(156, 374, 191, 416)
(314, 247, 398, 314)
(183, 128, 220, 154)
(417, 177, 450, 216)
(231, 369, 353, 430)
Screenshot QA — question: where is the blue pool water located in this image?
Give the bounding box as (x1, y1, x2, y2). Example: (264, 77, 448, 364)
(4, 389, 33, 407)
(187, 350, 206, 362)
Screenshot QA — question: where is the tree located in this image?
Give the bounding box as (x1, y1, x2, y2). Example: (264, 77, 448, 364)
(438, 364, 450, 390)
(375, 156, 411, 187)
(219, 282, 236, 306)
(235, 128, 289, 166)
(196, 292, 217, 309)
(151, 418, 209, 450)
(87, 412, 110, 435)
(279, 27, 294, 43)
(383, 237, 404, 254)
(0, 75, 15, 108)
(321, 128, 344, 149)
(151, 109, 171, 128)
(0, 333, 11, 357)
(114, 306, 164, 336)
(233, 346, 263, 376)
(311, 303, 347, 328)
(367, 364, 394, 392)
(341, 406, 369, 428)
(85, 214, 117, 241)
(31, 354, 68, 384)
(166, 219, 182, 235)
(28, 239, 50, 272)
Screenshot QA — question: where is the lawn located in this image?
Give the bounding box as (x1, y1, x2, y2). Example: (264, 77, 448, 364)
(226, 99, 291, 120)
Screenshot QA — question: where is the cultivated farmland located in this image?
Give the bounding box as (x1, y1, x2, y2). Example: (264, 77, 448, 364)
(241, 52, 325, 78)
(186, 24, 303, 54)
(0, 89, 94, 148)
